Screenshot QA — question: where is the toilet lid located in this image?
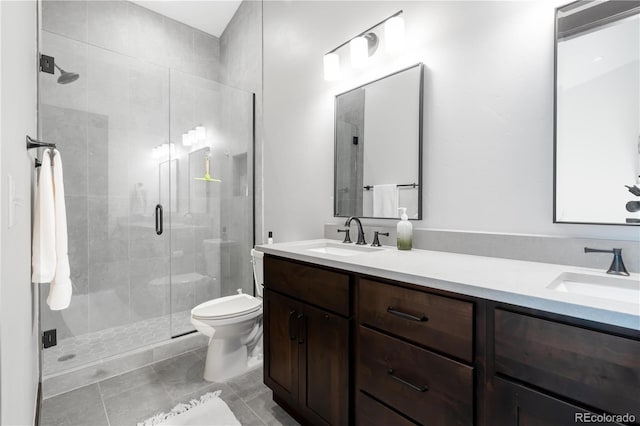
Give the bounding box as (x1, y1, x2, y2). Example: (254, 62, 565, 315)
(192, 294, 262, 320)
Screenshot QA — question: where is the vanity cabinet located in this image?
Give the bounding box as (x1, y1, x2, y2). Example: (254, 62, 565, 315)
(357, 278, 475, 426)
(263, 256, 352, 426)
(262, 253, 640, 426)
(488, 307, 640, 426)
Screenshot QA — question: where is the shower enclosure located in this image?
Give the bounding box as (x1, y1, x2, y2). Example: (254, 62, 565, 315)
(38, 0, 254, 380)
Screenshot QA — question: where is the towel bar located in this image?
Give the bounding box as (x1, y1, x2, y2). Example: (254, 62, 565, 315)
(26, 135, 56, 150)
(27, 135, 57, 168)
(363, 183, 419, 191)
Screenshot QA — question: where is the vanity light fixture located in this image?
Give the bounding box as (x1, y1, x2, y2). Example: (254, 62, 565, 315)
(195, 125, 206, 141)
(188, 129, 197, 145)
(182, 126, 207, 147)
(323, 10, 404, 80)
(350, 36, 369, 68)
(152, 143, 176, 159)
(323, 52, 340, 81)
(385, 15, 405, 53)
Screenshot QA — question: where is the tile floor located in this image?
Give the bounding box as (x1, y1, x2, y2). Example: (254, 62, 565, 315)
(40, 348, 299, 426)
(43, 311, 193, 376)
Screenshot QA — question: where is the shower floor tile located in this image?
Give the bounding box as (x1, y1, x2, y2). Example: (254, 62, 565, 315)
(40, 350, 299, 426)
(43, 311, 193, 376)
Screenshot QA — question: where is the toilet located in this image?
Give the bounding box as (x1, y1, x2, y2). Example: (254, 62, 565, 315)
(190, 249, 264, 382)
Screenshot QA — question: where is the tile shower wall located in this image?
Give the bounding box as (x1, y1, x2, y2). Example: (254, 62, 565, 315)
(38, 0, 235, 372)
(220, 0, 264, 244)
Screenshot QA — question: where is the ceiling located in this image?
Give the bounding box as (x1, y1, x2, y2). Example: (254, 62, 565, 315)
(131, 0, 242, 38)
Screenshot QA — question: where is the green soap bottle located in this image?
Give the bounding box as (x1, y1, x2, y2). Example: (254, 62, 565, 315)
(396, 207, 412, 250)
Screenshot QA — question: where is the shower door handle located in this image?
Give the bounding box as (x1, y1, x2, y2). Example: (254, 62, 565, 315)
(155, 204, 163, 235)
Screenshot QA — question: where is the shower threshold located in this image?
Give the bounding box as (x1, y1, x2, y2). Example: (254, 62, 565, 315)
(43, 310, 194, 376)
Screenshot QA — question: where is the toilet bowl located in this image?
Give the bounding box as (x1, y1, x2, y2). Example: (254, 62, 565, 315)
(190, 249, 264, 382)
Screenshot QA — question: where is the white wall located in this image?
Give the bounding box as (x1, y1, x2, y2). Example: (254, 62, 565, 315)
(0, 1, 39, 424)
(263, 0, 640, 242)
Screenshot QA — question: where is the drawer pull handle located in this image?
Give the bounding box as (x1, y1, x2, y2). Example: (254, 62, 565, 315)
(387, 369, 429, 393)
(289, 310, 298, 340)
(387, 307, 428, 322)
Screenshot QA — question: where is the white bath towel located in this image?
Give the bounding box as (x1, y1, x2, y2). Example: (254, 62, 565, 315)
(32, 149, 56, 284)
(47, 149, 72, 310)
(373, 184, 399, 217)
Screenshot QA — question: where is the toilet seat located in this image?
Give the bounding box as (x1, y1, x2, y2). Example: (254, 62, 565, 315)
(192, 294, 262, 320)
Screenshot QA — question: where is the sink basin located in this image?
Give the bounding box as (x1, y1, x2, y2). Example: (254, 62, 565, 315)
(303, 242, 381, 257)
(547, 272, 640, 304)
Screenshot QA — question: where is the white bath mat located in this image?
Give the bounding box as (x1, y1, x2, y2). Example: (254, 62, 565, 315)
(138, 390, 241, 426)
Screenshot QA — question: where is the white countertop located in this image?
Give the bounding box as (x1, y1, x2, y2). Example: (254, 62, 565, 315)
(256, 239, 640, 331)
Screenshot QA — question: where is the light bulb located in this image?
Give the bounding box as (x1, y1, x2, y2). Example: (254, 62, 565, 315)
(350, 36, 368, 68)
(182, 133, 191, 146)
(323, 53, 340, 81)
(196, 126, 206, 141)
(152, 146, 161, 159)
(385, 16, 405, 53)
(188, 129, 197, 145)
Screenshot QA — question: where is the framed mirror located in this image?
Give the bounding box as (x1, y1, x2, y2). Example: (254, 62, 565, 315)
(334, 63, 423, 219)
(554, 1, 640, 225)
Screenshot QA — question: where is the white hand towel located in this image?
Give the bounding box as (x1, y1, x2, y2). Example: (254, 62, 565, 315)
(32, 149, 56, 283)
(47, 149, 72, 310)
(373, 184, 399, 217)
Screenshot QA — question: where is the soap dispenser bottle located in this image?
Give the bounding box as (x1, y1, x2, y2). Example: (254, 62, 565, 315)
(397, 207, 412, 250)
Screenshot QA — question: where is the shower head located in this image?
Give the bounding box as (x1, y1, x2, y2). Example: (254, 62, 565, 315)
(54, 63, 79, 85)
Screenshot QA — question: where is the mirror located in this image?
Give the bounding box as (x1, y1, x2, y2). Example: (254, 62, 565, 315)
(334, 63, 423, 219)
(555, 1, 640, 225)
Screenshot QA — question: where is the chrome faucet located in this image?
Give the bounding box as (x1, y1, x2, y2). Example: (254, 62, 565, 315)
(584, 247, 630, 276)
(345, 217, 367, 245)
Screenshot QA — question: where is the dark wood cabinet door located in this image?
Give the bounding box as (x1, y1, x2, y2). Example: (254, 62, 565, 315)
(264, 289, 301, 404)
(494, 309, 640, 419)
(489, 378, 628, 426)
(300, 302, 350, 426)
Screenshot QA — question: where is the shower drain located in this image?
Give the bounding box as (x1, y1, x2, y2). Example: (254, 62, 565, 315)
(57, 354, 76, 362)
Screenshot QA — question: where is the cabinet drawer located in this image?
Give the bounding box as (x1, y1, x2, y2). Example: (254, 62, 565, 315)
(359, 278, 473, 362)
(356, 392, 415, 426)
(495, 309, 640, 419)
(265, 256, 351, 316)
(359, 326, 474, 425)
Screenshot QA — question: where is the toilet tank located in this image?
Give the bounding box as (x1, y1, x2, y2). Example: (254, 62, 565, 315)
(251, 249, 264, 297)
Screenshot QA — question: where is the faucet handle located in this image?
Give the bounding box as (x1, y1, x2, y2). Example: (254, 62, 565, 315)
(625, 184, 640, 196)
(371, 231, 389, 247)
(337, 228, 352, 243)
(584, 247, 630, 276)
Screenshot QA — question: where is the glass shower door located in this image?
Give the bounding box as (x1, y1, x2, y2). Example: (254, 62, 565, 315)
(38, 30, 173, 375)
(168, 70, 254, 337)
